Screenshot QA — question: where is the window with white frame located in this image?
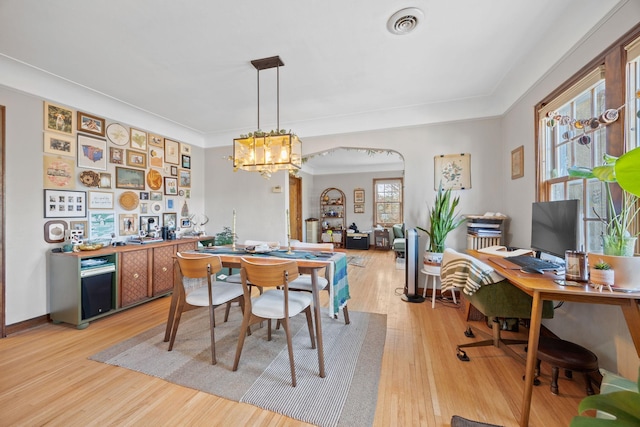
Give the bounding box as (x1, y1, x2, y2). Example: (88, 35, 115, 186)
(373, 178, 403, 226)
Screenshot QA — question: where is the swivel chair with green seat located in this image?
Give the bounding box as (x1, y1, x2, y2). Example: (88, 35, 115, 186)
(440, 248, 554, 362)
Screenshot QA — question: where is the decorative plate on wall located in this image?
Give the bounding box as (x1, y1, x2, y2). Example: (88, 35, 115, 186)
(119, 191, 140, 211)
(106, 123, 129, 146)
(146, 168, 162, 190)
(79, 170, 101, 187)
(151, 201, 162, 214)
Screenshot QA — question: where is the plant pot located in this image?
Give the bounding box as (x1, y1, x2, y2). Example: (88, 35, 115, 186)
(602, 235, 637, 257)
(588, 253, 640, 291)
(424, 251, 443, 266)
(589, 268, 614, 287)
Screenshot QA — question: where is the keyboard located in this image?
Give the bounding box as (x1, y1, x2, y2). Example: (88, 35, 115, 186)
(505, 255, 560, 271)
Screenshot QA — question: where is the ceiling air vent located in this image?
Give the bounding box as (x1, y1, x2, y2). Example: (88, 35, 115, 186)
(387, 7, 424, 35)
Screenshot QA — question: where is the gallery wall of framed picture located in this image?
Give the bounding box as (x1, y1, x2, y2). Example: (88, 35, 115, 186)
(41, 100, 197, 243)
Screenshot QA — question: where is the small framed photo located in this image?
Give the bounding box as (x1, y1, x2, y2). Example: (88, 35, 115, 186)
(150, 191, 163, 201)
(181, 154, 191, 169)
(140, 215, 159, 232)
(130, 128, 147, 151)
(115, 167, 146, 190)
(166, 198, 174, 210)
(179, 169, 191, 188)
(163, 212, 177, 229)
(164, 139, 180, 164)
(119, 213, 138, 236)
(164, 177, 178, 195)
(70, 220, 88, 237)
(77, 134, 107, 170)
(511, 145, 524, 180)
(148, 133, 164, 148)
(139, 191, 149, 200)
(77, 111, 105, 137)
(354, 188, 365, 203)
(170, 165, 178, 176)
(140, 202, 148, 214)
(43, 132, 75, 157)
(44, 189, 86, 218)
(149, 147, 164, 168)
(354, 204, 364, 214)
(109, 147, 124, 164)
(181, 218, 191, 228)
(44, 220, 68, 243)
(88, 191, 114, 209)
(44, 101, 75, 135)
(99, 173, 111, 189)
(126, 149, 147, 168)
(180, 143, 191, 155)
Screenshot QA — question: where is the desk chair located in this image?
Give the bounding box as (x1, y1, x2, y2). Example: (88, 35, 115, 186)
(233, 258, 316, 387)
(164, 252, 245, 365)
(441, 249, 554, 362)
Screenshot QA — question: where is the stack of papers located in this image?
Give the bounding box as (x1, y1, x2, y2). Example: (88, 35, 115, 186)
(477, 245, 534, 258)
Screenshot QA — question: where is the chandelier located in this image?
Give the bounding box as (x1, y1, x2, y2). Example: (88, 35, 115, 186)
(233, 56, 302, 179)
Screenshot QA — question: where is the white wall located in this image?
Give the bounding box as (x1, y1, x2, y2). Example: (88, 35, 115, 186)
(500, 1, 640, 377)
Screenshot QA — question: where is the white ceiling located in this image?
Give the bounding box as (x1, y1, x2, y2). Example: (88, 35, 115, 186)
(0, 0, 624, 157)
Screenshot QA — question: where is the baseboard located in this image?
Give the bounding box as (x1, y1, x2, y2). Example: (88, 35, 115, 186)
(4, 314, 49, 337)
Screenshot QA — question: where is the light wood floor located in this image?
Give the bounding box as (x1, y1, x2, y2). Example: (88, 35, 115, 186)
(0, 250, 587, 426)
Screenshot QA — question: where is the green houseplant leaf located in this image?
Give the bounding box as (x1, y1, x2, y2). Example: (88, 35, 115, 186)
(615, 146, 640, 197)
(416, 182, 464, 252)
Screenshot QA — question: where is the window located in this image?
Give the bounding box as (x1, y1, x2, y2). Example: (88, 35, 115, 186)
(373, 178, 403, 226)
(537, 32, 640, 254)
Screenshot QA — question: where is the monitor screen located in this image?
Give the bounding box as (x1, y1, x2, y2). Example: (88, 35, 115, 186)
(531, 199, 580, 259)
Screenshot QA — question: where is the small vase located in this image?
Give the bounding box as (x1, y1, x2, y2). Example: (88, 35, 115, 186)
(602, 235, 637, 257)
(589, 268, 614, 287)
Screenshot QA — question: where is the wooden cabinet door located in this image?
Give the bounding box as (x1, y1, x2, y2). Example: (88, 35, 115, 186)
(152, 245, 175, 296)
(120, 249, 149, 307)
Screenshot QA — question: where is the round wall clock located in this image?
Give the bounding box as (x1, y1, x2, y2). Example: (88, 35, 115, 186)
(106, 123, 129, 146)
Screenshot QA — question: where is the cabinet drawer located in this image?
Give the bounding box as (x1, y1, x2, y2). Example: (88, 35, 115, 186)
(120, 249, 149, 307)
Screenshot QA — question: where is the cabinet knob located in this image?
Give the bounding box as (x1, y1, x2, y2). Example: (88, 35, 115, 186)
(162, 267, 167, 272)
(133, 273, 139, 279)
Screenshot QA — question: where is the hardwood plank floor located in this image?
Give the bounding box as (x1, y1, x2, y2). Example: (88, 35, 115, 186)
(0, 249, 585, 426)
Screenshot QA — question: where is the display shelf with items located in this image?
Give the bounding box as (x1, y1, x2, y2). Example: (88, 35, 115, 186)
(465, 214, 506, 250)
(374, 229, 391, 250)
(320, 187, 346, 248)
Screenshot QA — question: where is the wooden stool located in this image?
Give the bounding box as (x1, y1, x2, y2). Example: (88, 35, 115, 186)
(536, 336, 599, 396)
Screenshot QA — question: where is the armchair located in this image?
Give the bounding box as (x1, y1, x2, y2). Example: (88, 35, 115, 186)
(391, 223, 405, 258)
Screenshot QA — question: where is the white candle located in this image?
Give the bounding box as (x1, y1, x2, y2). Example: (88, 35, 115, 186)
(232, 209, 236, 237)
(286, 209, 291, 236)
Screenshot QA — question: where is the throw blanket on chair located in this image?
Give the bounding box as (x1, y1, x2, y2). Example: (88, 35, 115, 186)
(441, 248, 505, 295)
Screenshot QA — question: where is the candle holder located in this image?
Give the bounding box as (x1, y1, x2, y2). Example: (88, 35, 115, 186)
(286, 233, 293, 254)
(232, 233, 239, 251)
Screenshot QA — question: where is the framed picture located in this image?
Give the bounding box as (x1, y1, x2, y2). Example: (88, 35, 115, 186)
(179, 169, 191, 188)
(106, 123, 129, 146)
(166, 198, 174, 210)
(130, 128, 147, 151)
(148, 133, 164, 148)
(115, 167, 146, 190)
(140, 215, 159, 232)
(150, 191, 163, 201)
(180, 143, 191, 155)
(163, 212, 177, 229)
(109, 147, 124, 164)
(119, 213, 138, 236)
(164, 177, 178, 195)
(44, 101, 75, 135)
(181, 154, 191, 169)
(43, 132, 75, 157)
(140, 191, 149, 200)
(140, 202, 148, 214)
(434, 153, 471, 190)
(44, 189, 86, 218)
(43, 155, 75, 189)
(99, 173, 112, 189)
(77, 134, 107, 170)
(77, 111, 105, 137)
(181, 218, 191, 228)
(89, 211, 115, 240)
(170, 165, 178, 176)
(88, 191, 114, 209)
(149, 147, 164, 168)
(511, 145, 524, 179)
(164, 139, 180, 164)
(69, 220, 88, 237)
(151, 201, 163, 214)
(354, 204, 364, 214)
(44, 220, 68, 243)
(354, 188, 365, 203)
(126, 149, 147, 168)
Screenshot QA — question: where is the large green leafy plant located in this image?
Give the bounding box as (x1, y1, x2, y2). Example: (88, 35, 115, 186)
(417, 182, 465, 253)
(569, 146, 640, 256)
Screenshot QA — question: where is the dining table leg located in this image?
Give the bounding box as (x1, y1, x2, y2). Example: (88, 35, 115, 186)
(311, 268, 326, 378)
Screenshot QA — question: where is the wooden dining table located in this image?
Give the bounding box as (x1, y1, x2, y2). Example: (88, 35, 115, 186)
(196, 246, 350, 379)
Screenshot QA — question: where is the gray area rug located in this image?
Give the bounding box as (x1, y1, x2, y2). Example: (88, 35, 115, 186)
(91, 307, 386, 427)
(346, 256, 366, 267)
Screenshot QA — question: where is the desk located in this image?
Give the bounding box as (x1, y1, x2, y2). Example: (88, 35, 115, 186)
(198, 247, 350, 379)
(468, 250, 640, 427)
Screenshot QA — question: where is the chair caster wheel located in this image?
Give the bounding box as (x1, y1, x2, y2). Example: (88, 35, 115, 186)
(464, 327, 475, 338)
(457, 348, 470, 362)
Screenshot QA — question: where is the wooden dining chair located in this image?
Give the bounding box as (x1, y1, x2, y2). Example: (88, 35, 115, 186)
(164, 252, 244, 365)
(232, 257, 316, 387)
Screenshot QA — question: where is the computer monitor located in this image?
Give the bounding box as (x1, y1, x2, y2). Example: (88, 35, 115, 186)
(531, 199, 580, 259)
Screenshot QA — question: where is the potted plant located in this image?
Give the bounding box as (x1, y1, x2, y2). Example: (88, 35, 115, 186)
(417, 182, 465, 265)
(589, 260, 614, 290)
(569, 147, 640, 256)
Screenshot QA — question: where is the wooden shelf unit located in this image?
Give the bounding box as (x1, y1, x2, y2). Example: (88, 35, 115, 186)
(319, 187, 346, 248)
